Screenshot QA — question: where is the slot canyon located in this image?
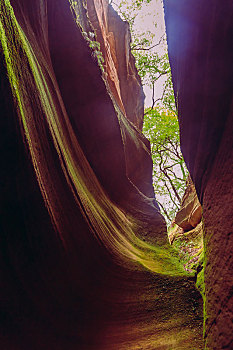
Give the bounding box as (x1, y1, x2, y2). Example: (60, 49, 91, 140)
(0, 0, 232, 349)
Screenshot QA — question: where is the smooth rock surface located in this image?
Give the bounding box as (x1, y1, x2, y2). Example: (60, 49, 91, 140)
(164, 1, 233, 348)
(175, 175, 202, 232)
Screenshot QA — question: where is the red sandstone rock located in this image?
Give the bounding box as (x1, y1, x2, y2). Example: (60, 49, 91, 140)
(164, 0, 233, 348)
(86, 0, 145, 130)
(175, 175, 202, 231)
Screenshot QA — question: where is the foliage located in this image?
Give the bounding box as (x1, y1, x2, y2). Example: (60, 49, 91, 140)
(82, 31, 105, 72)
(112, 0, 172, 107)
(161, 73, 176, 114)
(112, 0, 188, 222)
(111, 0, 153, 28)
(71, 1, 105, 71)
(133, 50, 169, 86)
(143, 108, 188, 222)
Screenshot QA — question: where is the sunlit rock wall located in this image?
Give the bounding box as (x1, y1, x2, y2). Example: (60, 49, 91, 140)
(86, 0, 145, 130)
(164, 1, 233, 348)
(0, 0, 203, 349)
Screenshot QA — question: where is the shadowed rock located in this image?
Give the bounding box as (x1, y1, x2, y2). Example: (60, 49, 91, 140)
(164, 1, 233, 348)
(0, 0, 203, 349)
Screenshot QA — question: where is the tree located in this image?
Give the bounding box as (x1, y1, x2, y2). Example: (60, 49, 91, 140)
(112, 0, 188, 223)
(111, 0, 169, 107)
(143, 108, 188, 222)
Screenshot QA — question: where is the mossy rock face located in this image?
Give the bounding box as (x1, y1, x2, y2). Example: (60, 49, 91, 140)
(196, 264, 205, 297)
(168, 220, 203, 274)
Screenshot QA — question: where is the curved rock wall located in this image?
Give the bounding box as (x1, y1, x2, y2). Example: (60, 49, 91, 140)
(0, 0, 203, 349)
(164, 1, 233, 348)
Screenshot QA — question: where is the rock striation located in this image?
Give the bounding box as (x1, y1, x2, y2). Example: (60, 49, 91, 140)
(0, 0, 203, 349)
(86, 0, 145, 131)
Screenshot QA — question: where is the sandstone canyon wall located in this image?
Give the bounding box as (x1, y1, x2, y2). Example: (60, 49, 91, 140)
(0, 0, 203, 349)
(164, 1, 233, 349)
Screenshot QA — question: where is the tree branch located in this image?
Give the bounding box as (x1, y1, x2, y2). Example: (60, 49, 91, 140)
(179, 161, 187, 180)
(156, 200, 172, 222)
(163, 181, 179, 209)
(151, 85, 166, 109)
(159, 166, 182, 203)
(131, 34, 165, 51)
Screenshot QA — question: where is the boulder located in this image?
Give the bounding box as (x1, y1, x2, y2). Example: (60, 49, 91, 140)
(175, 175, 202, 231)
